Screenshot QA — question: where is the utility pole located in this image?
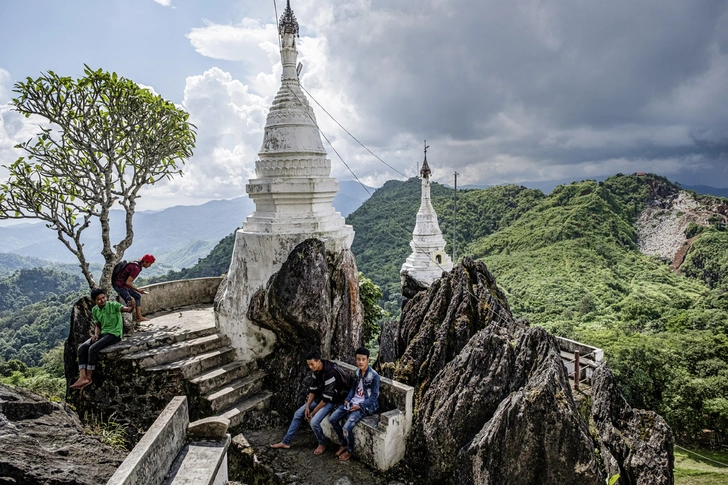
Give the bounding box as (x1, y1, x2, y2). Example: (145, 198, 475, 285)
(453, 171, 458, 263)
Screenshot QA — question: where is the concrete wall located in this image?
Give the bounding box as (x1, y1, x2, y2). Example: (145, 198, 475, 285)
(107, 396, 189, 485)
(122, 277, 223, 315)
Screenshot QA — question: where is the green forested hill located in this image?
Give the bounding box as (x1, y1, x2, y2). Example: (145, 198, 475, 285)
(346, 178, 545, 313)
(0, 267, 86, 365)
(463, 175, 728, 437)
(0, 268, 85, 315)
(139, 231, 236, 285)
(346, 173, 728, 438)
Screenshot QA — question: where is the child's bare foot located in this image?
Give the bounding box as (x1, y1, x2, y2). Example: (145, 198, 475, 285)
(335, 446, 346, 457)
(137, 317, 150, 322)
(338, 451, 352, 461)
(70, 378, 90, 389)
(270, 442, 290, 449)
(77, 379, 93, 389)
(313, 444, 326, 455)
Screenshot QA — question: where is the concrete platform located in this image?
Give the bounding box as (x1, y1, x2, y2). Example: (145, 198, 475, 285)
(102, 305, 216, 357)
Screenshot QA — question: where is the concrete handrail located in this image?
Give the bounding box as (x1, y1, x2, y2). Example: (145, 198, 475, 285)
(116, 277, 223, 315)
(107, 396, 189, 485)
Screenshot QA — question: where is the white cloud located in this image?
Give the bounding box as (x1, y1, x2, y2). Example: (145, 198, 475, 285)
(0, 69, 47, 186)
(149, 67, 269, 202)
(153, 0, 173, 7)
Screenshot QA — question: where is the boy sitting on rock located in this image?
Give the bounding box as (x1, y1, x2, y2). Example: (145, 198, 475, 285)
(70, 288, 135, 390)
(329, 347, 380, 461)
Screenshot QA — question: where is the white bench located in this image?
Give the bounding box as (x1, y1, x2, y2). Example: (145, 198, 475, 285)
(321, 361, 414, 471)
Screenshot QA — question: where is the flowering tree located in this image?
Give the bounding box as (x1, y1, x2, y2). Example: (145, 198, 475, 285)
(0, 66, 196, 289)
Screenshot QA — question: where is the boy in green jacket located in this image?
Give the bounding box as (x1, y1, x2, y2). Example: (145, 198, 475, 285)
(70, 288, 135, 390)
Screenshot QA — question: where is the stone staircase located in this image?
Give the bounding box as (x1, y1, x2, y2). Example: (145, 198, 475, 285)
(103, 306, 271, 429)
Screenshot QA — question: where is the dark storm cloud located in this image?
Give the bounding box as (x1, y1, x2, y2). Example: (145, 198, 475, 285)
(314, 0, 728, 186)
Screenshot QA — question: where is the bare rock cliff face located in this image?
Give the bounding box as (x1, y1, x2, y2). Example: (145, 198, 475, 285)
(248, 238, 364, 414)
(378, 258, 673, 485)
(0, 384, 125, 484)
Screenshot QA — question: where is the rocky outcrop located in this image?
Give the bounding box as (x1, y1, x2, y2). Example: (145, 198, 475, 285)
(63, 295, 95, 388)
(0, 383, 125, 484)
(378, 258, 674, 484)
(64, 298, 190, 444)
(636, 189, 728, 264)
(248, 239, 364, 414)
(400, 270, 429, 299)
(591, 365, 674, 485)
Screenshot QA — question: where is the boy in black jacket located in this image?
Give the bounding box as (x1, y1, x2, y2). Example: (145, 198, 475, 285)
(271, 350, 350, 454)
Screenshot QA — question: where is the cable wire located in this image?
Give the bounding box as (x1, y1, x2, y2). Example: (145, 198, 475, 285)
(273, 0, 281, 51)
(283, 84, 511, 324)
(298, 84, 409, 179)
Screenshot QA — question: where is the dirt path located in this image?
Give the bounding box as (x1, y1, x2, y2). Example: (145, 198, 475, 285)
(240, 426, 403, 485)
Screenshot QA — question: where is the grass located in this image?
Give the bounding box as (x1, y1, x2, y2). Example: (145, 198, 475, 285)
(83, 411, 129, 451)
(674, 445, 728, 485)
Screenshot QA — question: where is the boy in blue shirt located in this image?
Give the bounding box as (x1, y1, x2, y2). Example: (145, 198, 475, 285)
(70, 288, 135, 390)
(329, 347, 380, 462)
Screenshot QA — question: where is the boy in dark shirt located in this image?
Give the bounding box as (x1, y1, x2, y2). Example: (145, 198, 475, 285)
(69, 288, 135, 389)
(270, 350, 350, 455)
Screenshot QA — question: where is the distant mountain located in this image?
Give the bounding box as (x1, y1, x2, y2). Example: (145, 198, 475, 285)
(0, 180, 373, 270)
(680, 184, 728, 199)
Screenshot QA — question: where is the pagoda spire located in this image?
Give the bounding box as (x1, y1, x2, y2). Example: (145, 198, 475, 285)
(400, 145, 453, 291)
(421, 140, 431, 179)
(279, 0, 299, 37)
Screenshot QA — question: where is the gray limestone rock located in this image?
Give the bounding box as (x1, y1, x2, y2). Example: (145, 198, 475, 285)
(591, 365, 675, 485)
(249, 239, 363, 360)
(187, 416, 230, 441)
(249, 239, 364, 415)
(0, 384, 125, 484)
(399, 270, 428, 299)
(63, 295, 95, 387)
(377, 258, 673, 484)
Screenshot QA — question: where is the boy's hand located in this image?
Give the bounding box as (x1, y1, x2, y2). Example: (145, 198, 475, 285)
(128, 298, 136, 308)
(350, 405, 360, 412)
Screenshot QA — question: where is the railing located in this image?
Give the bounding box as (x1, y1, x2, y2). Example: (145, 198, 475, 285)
(555, 337, 603, 391)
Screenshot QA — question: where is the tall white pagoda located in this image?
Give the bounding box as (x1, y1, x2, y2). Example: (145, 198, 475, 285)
(400, 146, 453, 288)
(216, 1, 354, 359)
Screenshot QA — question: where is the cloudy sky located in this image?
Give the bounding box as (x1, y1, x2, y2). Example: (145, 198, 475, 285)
(1, 0, 727, 211)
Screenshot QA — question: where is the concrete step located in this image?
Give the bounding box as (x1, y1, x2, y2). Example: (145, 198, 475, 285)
(189, 360, 258, 395)
(147, 346, 237, 379)
(127, 333, 231, 368)
(218, 391, 273, 429)
(205, 370, 268, 413)
(102, 325, 218, 357)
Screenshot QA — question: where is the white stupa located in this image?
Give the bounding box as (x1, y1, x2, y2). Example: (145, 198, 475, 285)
(216, 1, 354, 359)
(400, 146, 453, 288)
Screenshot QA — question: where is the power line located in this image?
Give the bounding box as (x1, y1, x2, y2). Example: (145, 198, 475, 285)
(283, 85, 513, 325)
(273, 0, 281, 51)
(298, 84, 409, 179)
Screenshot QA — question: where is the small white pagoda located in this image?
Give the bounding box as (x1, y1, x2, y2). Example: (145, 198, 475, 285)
(400, 145, 453, 288)
(216, 1, 354, 359)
